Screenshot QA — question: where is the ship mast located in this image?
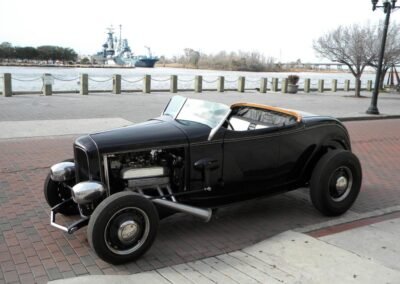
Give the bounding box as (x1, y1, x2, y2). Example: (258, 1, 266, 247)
(145, 46, 152, 58)
(118, 24, 122, 52)
(105, 25, 115, 56)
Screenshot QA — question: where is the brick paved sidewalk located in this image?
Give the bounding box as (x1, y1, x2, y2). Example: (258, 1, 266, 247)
(1, 119, 400, 283)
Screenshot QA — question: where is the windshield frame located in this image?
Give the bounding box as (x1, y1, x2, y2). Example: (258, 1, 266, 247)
(163, 96, 231, 141)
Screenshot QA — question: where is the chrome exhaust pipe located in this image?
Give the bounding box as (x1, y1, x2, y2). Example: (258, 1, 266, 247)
(150, 198, 212, 222)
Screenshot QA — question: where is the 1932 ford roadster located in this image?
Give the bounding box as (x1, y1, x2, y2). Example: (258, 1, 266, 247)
(45, 96, 362, 264)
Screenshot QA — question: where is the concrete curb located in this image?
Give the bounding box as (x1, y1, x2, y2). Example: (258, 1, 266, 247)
(295, 205, 400, 234)
(338, 115, 400, 122)
(49, 230, 400, 284)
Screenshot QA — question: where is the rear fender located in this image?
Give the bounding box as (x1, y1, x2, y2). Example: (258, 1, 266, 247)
(301, 137, 350, 185)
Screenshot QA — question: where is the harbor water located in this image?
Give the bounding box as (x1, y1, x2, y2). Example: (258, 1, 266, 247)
(0, 66, 377, 93)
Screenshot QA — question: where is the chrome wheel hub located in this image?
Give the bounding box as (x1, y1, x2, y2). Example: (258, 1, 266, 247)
(118, 220, 139, 243)
(336, 176, 348, 192)
(329, 166, 353, 202)
(104, 207, 150, 255)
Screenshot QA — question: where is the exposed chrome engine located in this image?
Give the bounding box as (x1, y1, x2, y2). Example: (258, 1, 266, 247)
(107, 148, 185, 198)
(104, 148, 213, 221)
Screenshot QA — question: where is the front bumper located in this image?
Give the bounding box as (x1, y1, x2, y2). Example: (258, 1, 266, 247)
(50, 198, 88, 234)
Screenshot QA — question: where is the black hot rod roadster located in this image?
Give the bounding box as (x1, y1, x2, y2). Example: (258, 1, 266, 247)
(45, 96, 362, 264)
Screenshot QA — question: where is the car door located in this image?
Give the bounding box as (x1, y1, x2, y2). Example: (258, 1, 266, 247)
(222, 127, 280, 190)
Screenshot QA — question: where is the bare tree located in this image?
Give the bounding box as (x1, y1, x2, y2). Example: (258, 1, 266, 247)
(184, 48, 200, 68)
(313, 24, 376, 97)
(369, 22, 400, 88)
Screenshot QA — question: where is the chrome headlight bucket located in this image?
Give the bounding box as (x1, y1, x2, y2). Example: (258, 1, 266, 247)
(50, 162, 75, 182)
(72, 181, 106, 205)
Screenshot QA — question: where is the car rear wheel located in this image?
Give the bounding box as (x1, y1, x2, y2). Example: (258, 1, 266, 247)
(87, 192, 159, 264)
(43, 159, 78, 216)
(310, 150, 362, 216)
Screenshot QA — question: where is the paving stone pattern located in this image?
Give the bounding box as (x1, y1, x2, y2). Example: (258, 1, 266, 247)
(0, 120, 400, 283)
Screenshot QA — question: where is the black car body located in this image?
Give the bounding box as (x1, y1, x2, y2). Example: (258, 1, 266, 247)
(45, 96, 361, 264)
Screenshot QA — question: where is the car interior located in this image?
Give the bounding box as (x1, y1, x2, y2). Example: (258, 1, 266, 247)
(226, 103, 301, 131)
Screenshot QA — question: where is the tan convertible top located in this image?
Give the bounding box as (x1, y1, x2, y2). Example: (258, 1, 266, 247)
(231, 102, 302, 123)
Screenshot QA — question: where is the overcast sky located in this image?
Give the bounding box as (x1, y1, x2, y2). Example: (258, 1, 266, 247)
(0, 0, 396, 62)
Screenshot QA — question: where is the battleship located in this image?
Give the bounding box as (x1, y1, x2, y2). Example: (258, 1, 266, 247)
(93, 25, 159, 68)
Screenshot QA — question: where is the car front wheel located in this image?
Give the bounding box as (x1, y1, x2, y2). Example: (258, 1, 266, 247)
(87, 192, 159, 264)
(310, 149, 362, 216)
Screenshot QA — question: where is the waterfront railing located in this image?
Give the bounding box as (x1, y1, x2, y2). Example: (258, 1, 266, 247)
(0, 73, 374, 97)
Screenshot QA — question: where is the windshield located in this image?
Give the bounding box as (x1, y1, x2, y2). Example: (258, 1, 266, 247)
(163, 96, 231, 129)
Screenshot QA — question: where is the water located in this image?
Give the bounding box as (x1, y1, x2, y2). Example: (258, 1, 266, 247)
(0, 66, 377, 93)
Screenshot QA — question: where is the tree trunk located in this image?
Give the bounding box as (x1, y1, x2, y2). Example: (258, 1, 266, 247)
(379, 68, 388, 89)
(354, 76, 361, 97)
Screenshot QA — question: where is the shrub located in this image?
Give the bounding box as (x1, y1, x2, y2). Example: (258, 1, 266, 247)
(288, 75, 300, 85)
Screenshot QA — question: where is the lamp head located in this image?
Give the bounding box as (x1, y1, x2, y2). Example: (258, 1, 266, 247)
(372, 0, 378, 10)
(383, 0, 391, 12)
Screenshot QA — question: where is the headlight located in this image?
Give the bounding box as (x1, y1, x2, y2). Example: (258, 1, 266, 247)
(50, 162, 75, 182)
(72, 181, 106, 204)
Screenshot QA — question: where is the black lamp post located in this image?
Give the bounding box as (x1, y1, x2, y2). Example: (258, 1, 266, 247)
(367, 0, 398, 114)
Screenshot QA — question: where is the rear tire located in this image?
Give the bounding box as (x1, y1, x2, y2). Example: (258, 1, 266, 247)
(87, 192, 159, 264)
(310, 150, 362, 216)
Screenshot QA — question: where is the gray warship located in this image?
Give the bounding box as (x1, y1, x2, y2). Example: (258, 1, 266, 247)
(93, 25, 159, 68)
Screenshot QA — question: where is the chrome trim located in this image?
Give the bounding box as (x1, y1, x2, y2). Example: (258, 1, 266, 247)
(100, 144, 187, 157)
(103, 155, 111, 196)
(50, 210, 68, 232)
(148, 196, 212, 222)
(50, 162, 75, 182)
(166, 185, 176, 202)
(336, 176, 348, 191)
(118, 220, 139, 243)
(162, 96, 188, 119)
(75, 146, 91, 180)
(71, 181, 106, 204)
(121, 167, 167, 179)
(330, 166, 353, 202)
(50, 199, 89, 234)
(88, 134, 105, 183)
(208, 109, 232, 141)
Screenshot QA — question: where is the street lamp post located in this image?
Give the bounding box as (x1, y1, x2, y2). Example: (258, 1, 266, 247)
(367, 0, 399, 115)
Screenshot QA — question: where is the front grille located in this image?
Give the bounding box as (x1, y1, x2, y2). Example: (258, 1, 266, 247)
(75, 147, 90, 182)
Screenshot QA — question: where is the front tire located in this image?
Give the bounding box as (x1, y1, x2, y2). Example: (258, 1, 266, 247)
(87, 192, 159, 264)
(310, 150, 362, 216)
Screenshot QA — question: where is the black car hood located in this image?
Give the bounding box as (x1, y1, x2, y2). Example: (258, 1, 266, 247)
(89, 118, 190, 154)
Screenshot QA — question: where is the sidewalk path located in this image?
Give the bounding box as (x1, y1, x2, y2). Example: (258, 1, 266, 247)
(50, 217, 400, 283)
(1, 91, 400, 124)
(0, 118, 131, 139)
